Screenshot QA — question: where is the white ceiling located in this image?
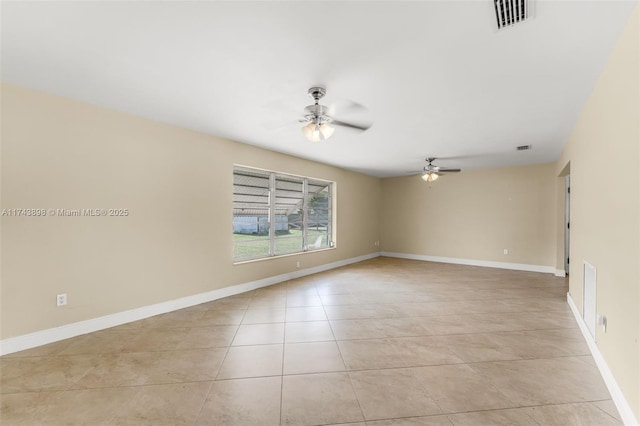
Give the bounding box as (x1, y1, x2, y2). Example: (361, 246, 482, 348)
(2, 1, 636, 177)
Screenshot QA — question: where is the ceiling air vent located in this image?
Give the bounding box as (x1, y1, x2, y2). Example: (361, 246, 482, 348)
(494, 0, 530, 29)
(516, 145, 532, 151)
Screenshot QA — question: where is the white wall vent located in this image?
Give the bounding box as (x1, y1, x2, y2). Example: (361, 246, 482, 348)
(494, 0, 530, 29)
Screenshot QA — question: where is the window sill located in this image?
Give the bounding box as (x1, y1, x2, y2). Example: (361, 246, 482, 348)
(232, 246, 336, 265)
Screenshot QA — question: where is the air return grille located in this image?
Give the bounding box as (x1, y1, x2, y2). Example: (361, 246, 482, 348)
(494, 0, 529, 29)
(516, 145, 532, 151)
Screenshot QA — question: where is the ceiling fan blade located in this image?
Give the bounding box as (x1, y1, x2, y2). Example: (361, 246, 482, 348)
(327, 99, 369, 117)
(331, 119, 372, 132)
(438, 168, 461, 173)
(263, 119, 302, 131)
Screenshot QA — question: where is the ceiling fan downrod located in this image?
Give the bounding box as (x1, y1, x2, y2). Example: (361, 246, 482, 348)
(308, 86, 326, 105)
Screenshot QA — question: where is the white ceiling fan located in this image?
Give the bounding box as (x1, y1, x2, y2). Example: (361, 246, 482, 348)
(299, 86, 372, 142)
(421, 157, 461, 182)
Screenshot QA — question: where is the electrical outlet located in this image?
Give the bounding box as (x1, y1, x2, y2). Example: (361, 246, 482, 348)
(296, 261, 300, 268)
(374, 240, 380, 247)
(56, 293, 67, 307)
(598, 315, 607, 332)
(503, 249, 509, 255)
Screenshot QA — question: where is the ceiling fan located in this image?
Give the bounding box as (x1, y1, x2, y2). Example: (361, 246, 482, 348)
(421, 157, 461, 182)
(300, 86, 372, 142)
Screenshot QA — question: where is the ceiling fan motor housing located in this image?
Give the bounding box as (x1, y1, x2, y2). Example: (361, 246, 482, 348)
(303, 104, 332, 125)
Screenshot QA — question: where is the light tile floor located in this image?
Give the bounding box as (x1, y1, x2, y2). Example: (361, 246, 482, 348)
(1, 257, 623, 425)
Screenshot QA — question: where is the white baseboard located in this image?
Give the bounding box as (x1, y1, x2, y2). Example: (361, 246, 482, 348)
(555, 269, 567, 277)
(381, 251, 555, 274)
(0, 252, 380, 356)
(567, 293, 638, 426)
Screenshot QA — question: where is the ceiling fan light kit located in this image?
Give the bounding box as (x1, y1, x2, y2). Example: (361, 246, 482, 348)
(301, 121, 334, 142)
(302, 121, 335, 142)
(301, 120, 335, 143)
(421, 172, 439, 182)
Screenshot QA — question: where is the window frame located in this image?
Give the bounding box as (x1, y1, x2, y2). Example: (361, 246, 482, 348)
(232, 165, 335, 263)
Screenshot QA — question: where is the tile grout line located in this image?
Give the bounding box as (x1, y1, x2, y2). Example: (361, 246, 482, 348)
(320, 282, 368, 424)
(212, 290, 255, 382)
(191, 380, 215, 426)
(279, 282, 291, 426)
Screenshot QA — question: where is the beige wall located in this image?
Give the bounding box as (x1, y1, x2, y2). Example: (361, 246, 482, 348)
(555, 5, 639, 418)
(0, 84, 381, 339)
(380, 163, 557, 268)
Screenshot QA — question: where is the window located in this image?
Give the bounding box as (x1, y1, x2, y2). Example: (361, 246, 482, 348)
(233, 166, 334, 262)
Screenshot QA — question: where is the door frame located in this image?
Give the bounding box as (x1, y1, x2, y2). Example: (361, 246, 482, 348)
(564, 174, 570, 275)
